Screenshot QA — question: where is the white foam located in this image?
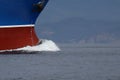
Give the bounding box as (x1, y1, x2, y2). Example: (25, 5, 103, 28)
(17, 39, 60, 52)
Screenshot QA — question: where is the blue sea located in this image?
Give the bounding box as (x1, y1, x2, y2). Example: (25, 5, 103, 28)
(0, 41, 120, 80)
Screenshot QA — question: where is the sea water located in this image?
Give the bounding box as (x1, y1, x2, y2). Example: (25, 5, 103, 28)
(0, 42, 120, 80)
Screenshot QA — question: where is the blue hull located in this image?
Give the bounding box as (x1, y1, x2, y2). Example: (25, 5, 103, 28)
(0, 0, 49, 26)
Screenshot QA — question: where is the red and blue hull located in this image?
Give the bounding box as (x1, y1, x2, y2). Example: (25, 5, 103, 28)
(0, 0, 49, 50)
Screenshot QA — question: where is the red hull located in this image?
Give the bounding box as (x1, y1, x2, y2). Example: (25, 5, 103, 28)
(0, 26, 39, 50)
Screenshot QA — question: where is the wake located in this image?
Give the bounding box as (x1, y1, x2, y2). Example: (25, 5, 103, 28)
(0, 39, 60, 52)
(17, 39, 60, 52)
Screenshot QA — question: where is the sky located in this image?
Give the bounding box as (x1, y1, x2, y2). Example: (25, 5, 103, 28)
(35, 0, 120, 43)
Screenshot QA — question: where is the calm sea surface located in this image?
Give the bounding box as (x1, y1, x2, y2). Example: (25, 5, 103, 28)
(0, 44, 120, 80)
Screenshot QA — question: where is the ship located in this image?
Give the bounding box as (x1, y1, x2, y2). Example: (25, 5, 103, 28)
(0, 0, 49, 50)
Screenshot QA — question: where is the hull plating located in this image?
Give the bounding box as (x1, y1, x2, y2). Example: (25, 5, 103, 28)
(0, 26, 39, 50)
(0, 0, 49, 50)
(0, 0, 49, 25)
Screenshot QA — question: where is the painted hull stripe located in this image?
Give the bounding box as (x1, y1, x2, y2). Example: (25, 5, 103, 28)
(0, 24, 34, 28)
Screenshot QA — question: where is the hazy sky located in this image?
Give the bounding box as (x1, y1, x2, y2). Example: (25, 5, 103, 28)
(35, 0, 120, 43)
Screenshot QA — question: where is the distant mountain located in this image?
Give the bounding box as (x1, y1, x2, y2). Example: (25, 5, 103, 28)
(36, 17, 120, 43)
(34, 0, 120, 43)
